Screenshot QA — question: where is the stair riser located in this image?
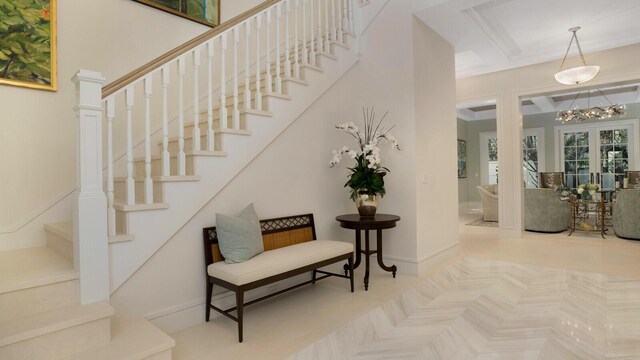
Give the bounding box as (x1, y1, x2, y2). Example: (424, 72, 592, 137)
(0, 280, 78, 323)
(114, 180, 164, 204)
(133, 157, 197, 177)
(186, 114, 250, 134)
(0, 318, 110, 360)
(143, 349, 172, 360)
(168, 135, 226, 156)
(46, 231, 73, 263)
(116, 211, 129, 235)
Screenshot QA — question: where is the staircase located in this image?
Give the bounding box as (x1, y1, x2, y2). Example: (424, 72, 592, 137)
(0, 0, 359, 358)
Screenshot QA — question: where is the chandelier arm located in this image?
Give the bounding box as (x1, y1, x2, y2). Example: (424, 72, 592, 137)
(567, 90, 582, 110)
(558, 33, 576, 71)
(573, 31, 588, 66)
(596, 88, 615, 106)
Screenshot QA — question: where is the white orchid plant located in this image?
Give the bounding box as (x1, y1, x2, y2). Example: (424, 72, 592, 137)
(329, 108, 400, 200)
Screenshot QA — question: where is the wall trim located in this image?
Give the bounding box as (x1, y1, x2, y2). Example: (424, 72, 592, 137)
(0, 185, 76, 234)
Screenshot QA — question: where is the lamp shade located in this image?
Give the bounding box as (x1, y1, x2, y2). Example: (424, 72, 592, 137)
(554, 65, 600, 85)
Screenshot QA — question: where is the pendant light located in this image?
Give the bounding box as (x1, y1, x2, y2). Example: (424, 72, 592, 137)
(555, 27, 600, 85)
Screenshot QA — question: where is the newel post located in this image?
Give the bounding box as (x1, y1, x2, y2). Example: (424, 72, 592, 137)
(72, 70, 110, 304)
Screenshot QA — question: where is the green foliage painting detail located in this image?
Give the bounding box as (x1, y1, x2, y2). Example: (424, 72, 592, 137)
(136, 0, 220, 26)
(0, 0, 54, 89)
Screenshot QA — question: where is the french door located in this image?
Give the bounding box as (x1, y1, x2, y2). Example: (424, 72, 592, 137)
(557, 120, 638, 190)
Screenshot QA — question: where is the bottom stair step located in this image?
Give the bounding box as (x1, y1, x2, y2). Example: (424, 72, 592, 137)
(0, 302, 113, 359)
(65, 317, 175, 360)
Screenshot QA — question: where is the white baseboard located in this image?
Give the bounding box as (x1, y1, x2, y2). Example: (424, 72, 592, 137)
(382, 241, 460, 276)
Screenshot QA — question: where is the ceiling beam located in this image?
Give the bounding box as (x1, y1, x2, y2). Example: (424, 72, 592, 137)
(463, 7, 521, 61)
(529, 96, 557, 113)
(457, 108, 476, 121)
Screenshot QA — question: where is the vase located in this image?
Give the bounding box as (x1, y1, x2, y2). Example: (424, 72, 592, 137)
(581, 191, 592, 201)
(356, 193, 378, 217)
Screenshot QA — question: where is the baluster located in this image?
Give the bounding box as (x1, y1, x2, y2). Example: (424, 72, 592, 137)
(309, 0, 316, 65)
(255, 14, 263, 110)
(143, 77, 153, 204)
(244, 21, 251, 111)
(192, 48, 201, 152)
(331, 0, 337, 42)
(317, 0, 324, 53)
(293, 0, 300, 79)
(324, 0, 330, 52)
(220, 33, 228, 129)
(177, 56, 186, 176)
(275, 4, 283, 93)
(337, 0, 343, 43)
(343, 0, 349, 36)
(349, 0, 354, 33)
(125, 87, 135, 205)
(265, 9, 273, 93)
(302, 0, 308, 65)
(206, 41, 215, 151)
(106, 98, 116, 237)
(161, 66, 171, 175)
(233, 28, 240, 129)
(284, 0, 292, 78)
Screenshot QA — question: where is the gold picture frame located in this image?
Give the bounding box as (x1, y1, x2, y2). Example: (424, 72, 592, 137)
(0, 0, 57, 91)
(133, 0, 220, 27)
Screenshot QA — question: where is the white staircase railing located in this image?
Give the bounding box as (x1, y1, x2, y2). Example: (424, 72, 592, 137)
(73, 0, 356, 303)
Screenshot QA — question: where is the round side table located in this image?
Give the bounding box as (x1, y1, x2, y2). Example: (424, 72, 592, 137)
(336, 214, 400, 291)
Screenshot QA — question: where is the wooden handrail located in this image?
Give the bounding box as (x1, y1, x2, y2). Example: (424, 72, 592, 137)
(102, 0, 282, 98)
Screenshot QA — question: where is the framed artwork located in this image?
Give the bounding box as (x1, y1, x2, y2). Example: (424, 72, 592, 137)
(457, 139, 467, 178)
(0, 0, 57, 91)
(134, 0, 220, 27)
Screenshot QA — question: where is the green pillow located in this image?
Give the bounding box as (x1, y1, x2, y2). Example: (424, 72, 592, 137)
(216, 204, 264, 264)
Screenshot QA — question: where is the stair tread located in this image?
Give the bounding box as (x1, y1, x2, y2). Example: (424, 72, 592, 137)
(45, 221, 73, 242)
(109, 233, 136, 244)
(0, 246, 77, 295)
(65, 317, 174, 360)
(197, 106, 274, 117)
(114, 175, 201, 182)
(163, 129, 252, 143)
(0, 302, 113, 347)
(113, 203, 170, 212)
(132, 151, 227, 163)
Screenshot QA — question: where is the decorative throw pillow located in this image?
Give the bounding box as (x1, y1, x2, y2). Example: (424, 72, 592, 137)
(215, 204, 264, 264)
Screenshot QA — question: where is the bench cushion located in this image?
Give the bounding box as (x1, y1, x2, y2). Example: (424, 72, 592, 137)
(207, 240, 353, 286)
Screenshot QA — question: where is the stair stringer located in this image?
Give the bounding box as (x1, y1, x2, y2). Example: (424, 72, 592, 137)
(109, 43, 359, 292)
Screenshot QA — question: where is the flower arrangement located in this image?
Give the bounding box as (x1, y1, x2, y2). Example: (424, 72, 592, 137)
(577, 183, 598, 201)
(554, 185, 572, 198)
(329, 108, 400, 201)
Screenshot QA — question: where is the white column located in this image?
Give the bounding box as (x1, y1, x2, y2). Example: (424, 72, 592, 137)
(232, 28, 240, 129)
(342, 0, 348, 34)
(317, 0, 324, 53)
(302, 0, 308, 65)
(275, 4, 283, 93)
(293, 0, 300, 79)
(124, 87, 135, 205)
(265, 9, 273, 94)
(255, 14, 263, 111)
(324, 0, 330, 51)
(349, 0, 354, 33)
(161, 66, 171, 175)
(244, 21, 251, 111)
(331, 0, 337, 42)
(71, 70, 109, 305)
(143, 77, 153, 204)
(309, 0, 316, 65)
(337, 0, 343, 43)
(105, 98, 115, 237)
(192, 48, 201, 152)
(177, 56, 186, 175)
(206, 41, 215, 151)
(284, 0, 292, 78)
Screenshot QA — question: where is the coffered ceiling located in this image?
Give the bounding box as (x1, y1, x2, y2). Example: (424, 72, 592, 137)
(415, 0, 640, 78)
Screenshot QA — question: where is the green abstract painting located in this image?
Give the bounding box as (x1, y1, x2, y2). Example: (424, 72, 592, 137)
(134, 0, 220, 27)
(0, 0, 56, 91)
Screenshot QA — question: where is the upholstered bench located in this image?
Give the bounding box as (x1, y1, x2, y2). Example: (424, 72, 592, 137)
(203, 213, 354, 342)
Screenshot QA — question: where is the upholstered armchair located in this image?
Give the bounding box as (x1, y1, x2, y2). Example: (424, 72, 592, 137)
(476, 185, 499, 222)
(613, 189, 640, 240)
(524, 189, 569, 233)
(626, 171, 640, 189)
(539, 172, 565, 189)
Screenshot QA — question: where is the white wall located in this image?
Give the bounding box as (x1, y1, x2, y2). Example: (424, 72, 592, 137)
(111, 0, 459, 333)
(457, 43, 640, 238)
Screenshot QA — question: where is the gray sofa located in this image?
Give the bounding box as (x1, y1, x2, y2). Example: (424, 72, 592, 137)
(613, 189, 640, 240)
(524, 188, 569, 233)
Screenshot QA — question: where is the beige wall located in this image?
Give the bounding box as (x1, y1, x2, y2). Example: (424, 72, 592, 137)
(457, 43, 640, 236)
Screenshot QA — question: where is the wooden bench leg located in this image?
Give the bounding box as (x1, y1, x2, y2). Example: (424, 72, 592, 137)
(348, 256, 354, 292)
(205, 280, 213, 321)
(236, 290, 244, 343)
(311, 269, 317, 284)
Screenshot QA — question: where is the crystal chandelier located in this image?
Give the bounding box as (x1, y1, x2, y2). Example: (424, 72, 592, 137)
(555, 89, 626, 123)
(555, 27, 600, 85)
